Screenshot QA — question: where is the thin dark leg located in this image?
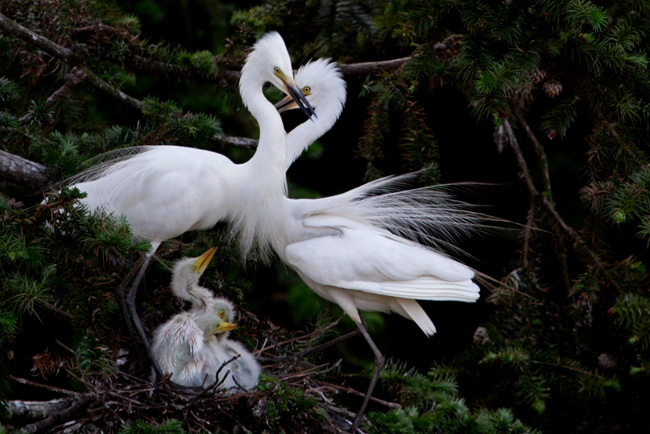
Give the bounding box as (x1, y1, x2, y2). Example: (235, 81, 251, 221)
(115, 254, 163, 379)
(351, 320, 384, 433)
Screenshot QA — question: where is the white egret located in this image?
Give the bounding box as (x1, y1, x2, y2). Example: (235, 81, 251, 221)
(170, 247, 218, 310)
(152, 249, 259, 390)
(151, 305, 238, 387)
(67, 32, 315, 376)
(68, 38, 484, 430)
(200, 298, 261, 392)
(269, 60, 483, 430)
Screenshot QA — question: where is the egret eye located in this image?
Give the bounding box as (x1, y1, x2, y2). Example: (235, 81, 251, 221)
(218, 309, 227, 320)
(273, 66, 281, 74)
(302, 86, 311, 94)
(192, 264, 198, 272)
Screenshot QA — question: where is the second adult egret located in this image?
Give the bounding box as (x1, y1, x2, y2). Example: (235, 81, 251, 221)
(67, 32, 315, 375)
(269, 59, 484, 431)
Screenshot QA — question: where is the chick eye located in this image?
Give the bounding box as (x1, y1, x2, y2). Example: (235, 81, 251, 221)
(218, 309, 226, 320)
(302, 86, 311, 94)
(192, 264, 198, 272)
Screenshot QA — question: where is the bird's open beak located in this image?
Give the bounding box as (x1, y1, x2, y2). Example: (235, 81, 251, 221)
(275, 86, 312, 114)
(214, 321, 238, 334)
(193, 247, 218, 273)
(275, 69, 317, 120)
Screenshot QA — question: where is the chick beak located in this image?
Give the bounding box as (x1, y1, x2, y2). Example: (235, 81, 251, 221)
(214, 321, 238, 334)
(193, 247, 218, 273)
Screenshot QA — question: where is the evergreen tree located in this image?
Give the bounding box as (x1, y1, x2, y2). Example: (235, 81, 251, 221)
(1, 0, 649, 432)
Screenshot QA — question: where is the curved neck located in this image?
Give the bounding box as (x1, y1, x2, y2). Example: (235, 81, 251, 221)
(284, 107, 337, 171)
(240, 84, 287, 171)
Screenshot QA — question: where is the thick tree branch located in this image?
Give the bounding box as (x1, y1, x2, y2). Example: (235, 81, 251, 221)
(213, 133, 258, 148)
(0, 150, 49, 189)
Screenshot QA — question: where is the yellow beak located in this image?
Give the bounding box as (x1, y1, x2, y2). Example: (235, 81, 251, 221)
(214, 321, 238, 334)
(274, 69, 316, 119)
(193, 247, 217, 274)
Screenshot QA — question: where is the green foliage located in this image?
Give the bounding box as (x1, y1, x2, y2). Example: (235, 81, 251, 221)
(119, 419, 185, 434)
(256, 374, 319, 429)
(0, 78, 19, 104)
(368, 361, 538, 433)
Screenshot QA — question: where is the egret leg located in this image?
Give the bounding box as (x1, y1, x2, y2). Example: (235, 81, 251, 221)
(351, 320, 385, 433)
(115, 254, 163, 379)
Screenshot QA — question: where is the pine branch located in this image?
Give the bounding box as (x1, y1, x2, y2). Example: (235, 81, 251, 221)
(18, 67, 86, 125)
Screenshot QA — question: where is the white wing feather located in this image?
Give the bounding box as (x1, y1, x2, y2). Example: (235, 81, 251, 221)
(284, 215, 479, 302)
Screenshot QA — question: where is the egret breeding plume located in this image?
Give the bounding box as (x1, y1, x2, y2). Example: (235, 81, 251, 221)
(67, 32, 315, 375)
(152, 249, 260, 390)
(270, 59, 484, 430)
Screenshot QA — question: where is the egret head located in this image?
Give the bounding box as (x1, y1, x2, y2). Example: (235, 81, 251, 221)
(275, 58, 346, 118)
(239, 32, 315, 119)
(195, 298, 238, 343)
(206, 297, 237, 341)
(170, 247, 217, 303)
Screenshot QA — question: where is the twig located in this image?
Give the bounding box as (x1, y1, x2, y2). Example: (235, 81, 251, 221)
(0, 13, 77, 64)
(18, 67, 87, 125)
(339, 57, 411, 75)
(504, 115, 622, 290)
(516, 112, 552, 196)
(313, 379, 401, 409)
(10, 375, 81, 397)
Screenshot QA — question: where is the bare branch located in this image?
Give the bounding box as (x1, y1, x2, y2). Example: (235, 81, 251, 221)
(213, 133, 257, 148)
(81, 67, 148, 112)
(19, 67, 87, 125)
(339, 57, 410, 75)
(0, 150, 49, 189)
(0, 13, 77, 64)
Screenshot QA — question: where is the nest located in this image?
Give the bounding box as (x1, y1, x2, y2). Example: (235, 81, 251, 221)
(6, 315, 398, 433)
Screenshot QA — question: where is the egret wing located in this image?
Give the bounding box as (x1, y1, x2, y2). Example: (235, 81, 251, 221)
(284, 216, 479, 302)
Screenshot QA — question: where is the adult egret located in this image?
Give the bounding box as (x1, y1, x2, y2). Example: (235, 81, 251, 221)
(152, 249, 260, 390)
(68, 32, 315, 375)
(270, 60, 483, 430)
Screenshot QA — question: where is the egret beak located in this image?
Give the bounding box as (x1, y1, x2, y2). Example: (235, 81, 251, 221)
(193, 247, 218, 274)
(214, 321, 238, 334)
(274, 85, 312, 114)
(274, 69, 317, 120)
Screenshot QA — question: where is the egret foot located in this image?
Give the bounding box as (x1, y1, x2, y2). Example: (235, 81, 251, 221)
(351, 321, 385, 433)
(115, 253, 163, 379)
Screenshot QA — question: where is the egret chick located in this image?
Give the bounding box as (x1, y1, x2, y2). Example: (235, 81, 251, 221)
(151, 302, 238, 388)
(201, 298, 261, 392)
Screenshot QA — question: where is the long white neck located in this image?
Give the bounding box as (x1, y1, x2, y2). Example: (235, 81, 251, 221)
(232, 77, 290, 260)
(284, 101, 340, 171)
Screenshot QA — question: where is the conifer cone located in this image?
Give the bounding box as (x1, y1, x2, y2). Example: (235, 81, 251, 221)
(543, 79, 563, 98)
